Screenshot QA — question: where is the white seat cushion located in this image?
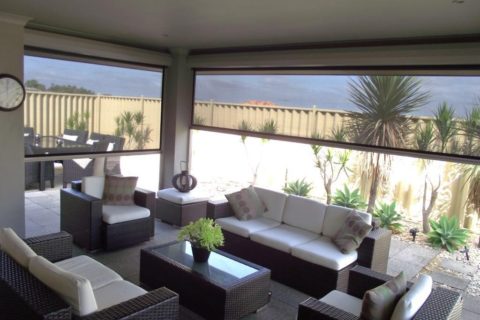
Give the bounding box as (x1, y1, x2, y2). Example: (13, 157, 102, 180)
(0, 227, 37, 268)
(322, 205, 372, 238)
(82, 176, 105, 199)
(250, 224, 319, 253)
(102, 205, 150, 224)
(282, 195, 327, 234)
(157, 187, 210, 204)
(94, 280, 147, 311)
(63, 134, 78, 141)
(391, 274, 433, 320)
(320, 290, 362, 317)
(55, 255, 122, 290)
(254, 187, 287, 222)
(216, 216, 280, 238)
(291, 236, 358, 270)
(29, 256, 98, 316)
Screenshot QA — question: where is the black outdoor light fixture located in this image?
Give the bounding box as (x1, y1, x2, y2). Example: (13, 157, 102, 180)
(460, 246, 470, 261)
(409, 228, 419, 242)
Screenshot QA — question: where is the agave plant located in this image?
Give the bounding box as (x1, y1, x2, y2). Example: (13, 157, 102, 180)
(332, 185, 367, 210)
(283, 178, 314, 197)
(373, 201, 403, 233)
(427, 216, 469, 253)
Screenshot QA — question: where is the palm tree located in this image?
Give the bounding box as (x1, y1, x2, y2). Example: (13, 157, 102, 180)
(348, 76, 429, 212)
(461, 106, 480, 156)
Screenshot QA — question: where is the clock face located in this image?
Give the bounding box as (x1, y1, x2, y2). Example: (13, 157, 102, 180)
(0, 74, 26, 111)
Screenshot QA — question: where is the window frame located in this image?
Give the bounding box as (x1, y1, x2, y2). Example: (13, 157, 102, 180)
(24, 47, 165, 160)
(191, 66, 480, 165)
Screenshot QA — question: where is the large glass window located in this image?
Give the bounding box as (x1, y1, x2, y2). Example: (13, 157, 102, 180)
(193, 71, 480, 161)
(24, 55, 163, 157)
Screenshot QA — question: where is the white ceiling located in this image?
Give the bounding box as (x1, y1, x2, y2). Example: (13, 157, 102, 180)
(0, 0, 479, 51)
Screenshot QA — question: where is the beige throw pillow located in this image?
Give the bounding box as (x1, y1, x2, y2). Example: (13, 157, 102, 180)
(102, 175, 138, 206)
(333, 210, 372, 253)
(226, 186, 266, 220)
(361, 271, 407, 320)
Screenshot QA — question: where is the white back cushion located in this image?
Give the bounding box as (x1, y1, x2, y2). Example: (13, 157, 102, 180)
(107, 142, 115, 151)
(391, 274, 433, 320)
(86, 139, 99, 145)
(283, 195, 327, 233)
(82, 176, 105, 199)
(63, 134, 78, 141)
(254, 187, 287, 222)
(0, 228, 37, 267)
(322, 205, 372, 238)
(29, 256, 98, 316)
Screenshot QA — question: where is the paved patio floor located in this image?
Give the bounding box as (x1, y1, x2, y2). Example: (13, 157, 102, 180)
(25, 187, 480, 319)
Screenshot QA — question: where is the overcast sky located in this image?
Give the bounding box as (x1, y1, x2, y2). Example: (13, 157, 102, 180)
(25, 56, 479, 118)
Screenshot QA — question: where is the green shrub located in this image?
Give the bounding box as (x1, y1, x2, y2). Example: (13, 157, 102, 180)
(332, 185, 367, 209)
(427, 216, 469, 253)
(283, 178, 313, 197)
(373, 202, 403, 233)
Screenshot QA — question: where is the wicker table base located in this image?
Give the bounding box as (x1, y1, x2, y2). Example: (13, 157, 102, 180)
(140, 241, 271, 320)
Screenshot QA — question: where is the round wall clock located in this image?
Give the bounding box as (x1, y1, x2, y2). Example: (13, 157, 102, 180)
(0, 74, 26, 112)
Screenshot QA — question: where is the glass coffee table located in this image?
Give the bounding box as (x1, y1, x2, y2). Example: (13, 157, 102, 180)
(140, 241, 271, 320)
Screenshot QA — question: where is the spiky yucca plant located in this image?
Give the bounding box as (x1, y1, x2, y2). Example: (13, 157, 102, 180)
(427, 216, 469, 253)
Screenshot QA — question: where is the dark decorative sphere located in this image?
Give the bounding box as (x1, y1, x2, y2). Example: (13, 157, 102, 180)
(172, 170, 197, 193)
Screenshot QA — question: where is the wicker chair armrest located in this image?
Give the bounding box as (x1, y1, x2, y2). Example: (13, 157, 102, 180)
(24, 231, 73, 262)
(60, 188, 103, 251)
(347, 265, 394, 299)
(357, 227, 391, 273)
(134, 188, 156, 237)
(207, 199, 233, 219)
(79, 287, 179, 320)
(298, 297, 360, 320)
(413, 287, 462, 320)
(134, 188, 155, 211)
(0, 252, 72, 319)
(71, 180, 82, 191)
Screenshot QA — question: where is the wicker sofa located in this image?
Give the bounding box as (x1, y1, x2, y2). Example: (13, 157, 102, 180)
(0, 230, 179, 320)
(298, 266, 463, 320)
(207, 186, 392, 298)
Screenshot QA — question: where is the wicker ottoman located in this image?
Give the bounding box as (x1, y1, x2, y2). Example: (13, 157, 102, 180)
(156, 188, 210, 226)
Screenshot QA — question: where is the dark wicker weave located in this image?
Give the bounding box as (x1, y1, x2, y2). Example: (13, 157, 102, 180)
(0, 232, 75, 320)
(25, 144, 55, 190)
(297, 266, 463, 320)
(156, 197, 207, 226)
(25, 231, 73, 262)
(140, 242, 271, 320)
(207, 201, 392, 297)
(60, 182, 156, 251)
(1, 232, 179, 320)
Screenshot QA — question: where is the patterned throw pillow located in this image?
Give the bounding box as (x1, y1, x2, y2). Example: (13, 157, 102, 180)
(333, 210, 372, 253)
(102, 175, 138, 206)
(361, 272, 407, 320)
(226, 186, 266, 221)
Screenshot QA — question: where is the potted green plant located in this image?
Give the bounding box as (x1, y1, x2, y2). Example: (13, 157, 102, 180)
(177, 218, 224, 262)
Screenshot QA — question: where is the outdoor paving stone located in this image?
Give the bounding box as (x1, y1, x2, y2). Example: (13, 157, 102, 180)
(463, 294, 480, 314)
(430, 271, 470, 290)
(440, 258, 476, 275)
(243, 298, 297, 320)
(461, 309, 479, 320)
(387, 258, 424, 280)
(394, 244, 438, 265)
(388, 238, 410, 257)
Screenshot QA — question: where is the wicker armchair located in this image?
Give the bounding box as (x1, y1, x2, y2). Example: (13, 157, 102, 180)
(297, 266, 463, 320)
(0, 231, 179, 320)
(60, 181, 156, 251)
(25, 144, 55, 189)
